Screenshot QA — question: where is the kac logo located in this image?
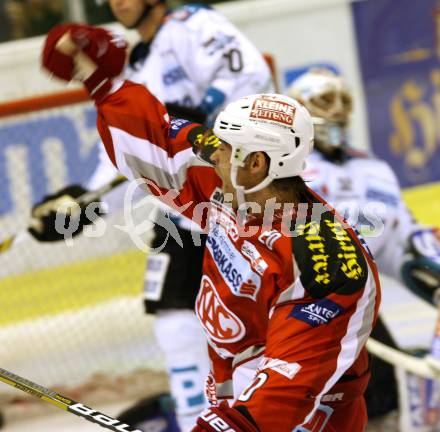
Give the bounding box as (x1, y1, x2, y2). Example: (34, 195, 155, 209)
(196, 276, 245, 343)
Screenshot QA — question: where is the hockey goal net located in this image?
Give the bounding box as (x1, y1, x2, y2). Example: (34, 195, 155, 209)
(0, 89, 167, 421)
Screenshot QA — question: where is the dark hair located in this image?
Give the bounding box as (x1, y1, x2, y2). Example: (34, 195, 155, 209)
(272, 175, 308, 202)
(260, 153, 308, 201)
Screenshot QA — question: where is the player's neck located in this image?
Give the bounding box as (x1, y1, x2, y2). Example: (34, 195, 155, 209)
(241, 184, 298, 217)
(136, 4, 166, 43)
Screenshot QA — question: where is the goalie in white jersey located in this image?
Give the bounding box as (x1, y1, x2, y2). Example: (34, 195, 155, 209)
(29, 1, 273, 431)
(288, 69, 440, 428)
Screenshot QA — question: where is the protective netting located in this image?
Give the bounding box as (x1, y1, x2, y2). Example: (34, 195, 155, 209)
(0, 91, 166, 414)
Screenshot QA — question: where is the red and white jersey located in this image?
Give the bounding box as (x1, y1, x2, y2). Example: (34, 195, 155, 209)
(96, 80, 381, 431)
(304, 151, 418, 280)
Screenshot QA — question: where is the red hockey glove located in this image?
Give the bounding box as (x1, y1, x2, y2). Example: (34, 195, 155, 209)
(42, 23, 127, 100)
(193, 403, 259, 432)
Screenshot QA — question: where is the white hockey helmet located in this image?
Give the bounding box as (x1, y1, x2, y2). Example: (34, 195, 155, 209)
(213, 94, 314, 194)
(288, 69, 352, 147)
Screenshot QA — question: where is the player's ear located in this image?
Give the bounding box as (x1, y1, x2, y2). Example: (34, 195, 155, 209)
(248, 151, 269, 176)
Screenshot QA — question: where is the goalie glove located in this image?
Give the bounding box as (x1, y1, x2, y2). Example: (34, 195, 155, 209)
(401, 228, 440, 305)
(28, 185, 104, 242)
(193, 402, 259, 432)
(42, 23, 127, 101)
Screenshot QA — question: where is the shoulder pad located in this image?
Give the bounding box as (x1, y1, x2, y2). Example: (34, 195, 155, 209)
(358, 157, 400, 186)
(292, 211, 368, 298)
(167, 4, 211, 22)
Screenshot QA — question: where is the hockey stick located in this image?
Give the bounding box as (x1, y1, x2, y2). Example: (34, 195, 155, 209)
(366, 338, 440, 379)
(0, 367, 142, 432)
(0, 175, 127, 255)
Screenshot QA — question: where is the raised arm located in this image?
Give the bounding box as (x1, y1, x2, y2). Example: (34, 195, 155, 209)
(42, 23, 220, 223)
(95, 80, 215, 196)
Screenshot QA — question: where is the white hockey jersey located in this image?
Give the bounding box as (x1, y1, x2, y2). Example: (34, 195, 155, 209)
(303, 150, 417, 280)
(126, 4, 273, 120)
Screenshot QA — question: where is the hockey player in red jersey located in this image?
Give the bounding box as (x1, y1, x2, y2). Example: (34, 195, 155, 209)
(33, 4, 274, 429)
(42, 24, 381, 431)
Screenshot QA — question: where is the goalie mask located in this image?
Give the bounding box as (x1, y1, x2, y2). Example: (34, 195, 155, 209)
(288, 69, 353, 150)
(213, 94, 314, 196)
